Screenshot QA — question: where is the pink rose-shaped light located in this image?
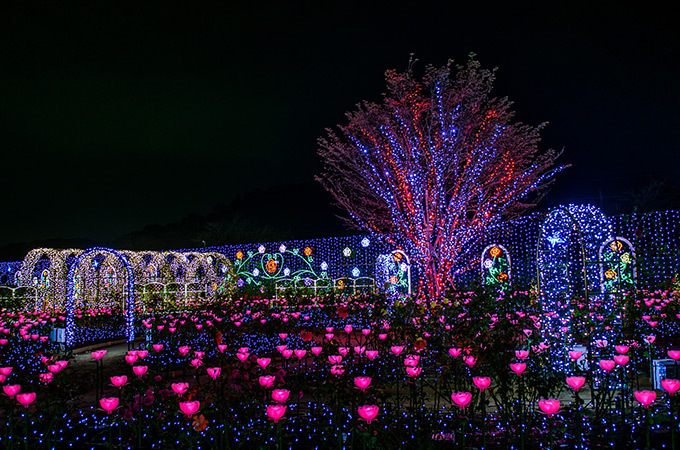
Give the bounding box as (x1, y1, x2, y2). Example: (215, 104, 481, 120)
(111, 375, 128, 388)
(391, 346, 404, 356)
(634, 390, 657, 408)
(566, 376, 586, 392)
(357, 405, 379, 424)
(354, 376, 372, 391)
(510, 363, 527, 375)
(271, 389, 290, 403)
(100, 397, 119, 414)
(257, 358, 271, 369)
(16, 392, 36, 408)
(473, 377, 491, 391)
(538, 399, 560, 417)
(266, 404, 287, 423)
(179, 400, 200, 416)
(92, 350, 107, 360)
(3, 384, 20, 398)
(668, 350, 680, 361)
(207, 367, 221, 380)
(451, 392, 472, 408)
(661, 379, 680, 395)
(599, 360, 616, 372)
(172, 382, 189, 395)
(259, 375, 275, 388)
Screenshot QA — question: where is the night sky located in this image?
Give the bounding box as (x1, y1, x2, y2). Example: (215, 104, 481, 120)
(1, 2, 678, 250)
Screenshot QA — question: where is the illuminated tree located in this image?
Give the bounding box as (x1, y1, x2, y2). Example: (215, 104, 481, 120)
(317, 57, 564, 298)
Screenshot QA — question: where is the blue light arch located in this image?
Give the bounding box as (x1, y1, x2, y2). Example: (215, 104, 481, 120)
(65, 247, 135, 347)
(537, 204, 613, 332)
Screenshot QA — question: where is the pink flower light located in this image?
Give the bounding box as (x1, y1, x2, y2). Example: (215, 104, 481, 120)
(538, 399, 560, 417)
(599, 360, 616, 372)
(668, 350, 680, 361)
(510, 363, 526, 375)
(365, 350, 379, 360)
(568, 351, 583, 360)
(615, 345, 629, 354)
(153, 344, 164, 352)
(451, 392, 472, 408)
(16, 392, 36, 408)
(132, 366, 148, 378)
(257, 358, 271, 369)
(92, 350, 107, 360)
(614, 355, 629, 366)
(3, 384, 20, 398)
(473, 377, 491, 391)
(354, 376, 372, 391)
(179, 400, 200, 416)
(100, 397, 119, 414)
(661, 379, 680, 395)
(172, 382, 189, 395)
(391, 346, 404, 356)
(448, 348, 462, 358)
(111, 375, 128, 388)
(357, 405, 379, 424)
(272, 389, 290, 403)
(311, 347, 323, 356)
(266, 404, 287, 423)
(259, 375, 275, 388)
(406, 366, 422, 377)
(634, 390, 657, 408)
(207, 367, 221, 380)
(515, 350, 529, 360)
(566, 376, 586, 392)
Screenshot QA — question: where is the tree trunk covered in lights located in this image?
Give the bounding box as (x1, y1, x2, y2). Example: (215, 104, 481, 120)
(316, 56, 564, 298)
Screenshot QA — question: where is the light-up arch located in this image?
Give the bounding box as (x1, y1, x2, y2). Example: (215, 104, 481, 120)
(537, 204, 613, 331)
(66, 247, 135, 347)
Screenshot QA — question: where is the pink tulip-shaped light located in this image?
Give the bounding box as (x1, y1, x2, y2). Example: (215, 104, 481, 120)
(357, 405, 379, 424)
(271, 389, 290, 403)
(132, 366, 148, 378)
(661, 379, 680, 395)
(599, 360, 616, 372)
(153, 344, 164, 352)
(172, 382, 189, 395)
(515, 350, 529, 360)
(568, 350, 583, 360)
(3, 384, 20, 398)
(16, 392, 36, 408)
(328, 355, 342, 364)
(207, 367, 221, 380)
(311, 346, 323, 356)
(538, 399, 560, 417)
(0, 367, 12, 376)
(266, 404, 287, 423)
(92, 350, 107, 360)
(510, 363, 526, 375)
(473, 377, 491, 391)
(391, 346, 404, 356)
(451, 392, 472, 408)
(566, 376, 586, 392)
(634, 390, 657, 408)
(111, 375, 128, 388)
(406, 366, 422, 377)
(614, 355, 629, 366)
(365, 350, 379, 360)
(259, 375, 275, 388)
(448, 348, 462, 358)
(179, 400, 200, 416)
(668, 350, 680, 361)
(463, 356, 477, 367)
(100, 397, 119, 414)
(294, 350, 307, 358)
(615, 345, 629, 354)
(354, 376, 372, 391)
(257, 358, 271, 369)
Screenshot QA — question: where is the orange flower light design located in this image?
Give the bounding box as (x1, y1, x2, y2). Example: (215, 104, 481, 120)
(489, 246, 502, 258)
(265, 258, 278, 274)
(389, 275, 398, 285)
(236, 251, 244, 260)
(303, 246, 313, 257)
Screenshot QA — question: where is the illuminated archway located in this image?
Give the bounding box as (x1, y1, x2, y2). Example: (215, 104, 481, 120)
(537, 204, 613, 334)
(66, 247, 135, 347)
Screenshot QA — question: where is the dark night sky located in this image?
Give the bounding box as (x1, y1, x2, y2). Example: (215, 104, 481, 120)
(1, 2, 678, 248)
